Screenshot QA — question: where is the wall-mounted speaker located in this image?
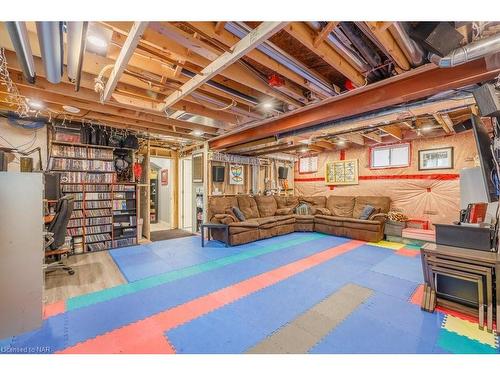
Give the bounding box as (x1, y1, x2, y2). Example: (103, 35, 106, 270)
(278, 166, 288, 179)
(410, 22, 463, 57)
(212, 165, 225, 182)
(473, 83, 500, 117)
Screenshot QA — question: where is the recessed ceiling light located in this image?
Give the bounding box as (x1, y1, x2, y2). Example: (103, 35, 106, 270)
(299, 139, 312, 144)
(299, 148, 308, 153)
(262, 102, 273, 109)
(62, 105, 81, 114)
(191, 129, 204, 137)
(87, 34, 108, 49)
(27, 99, 44, 110)
(337, 139, 346, 145)
(422, 125, 433, 132)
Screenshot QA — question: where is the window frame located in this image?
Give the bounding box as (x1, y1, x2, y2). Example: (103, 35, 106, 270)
(369, 142, 411, 170)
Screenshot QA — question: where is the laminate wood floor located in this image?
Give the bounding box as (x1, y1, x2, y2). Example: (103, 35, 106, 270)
(44, 251, 126, 304)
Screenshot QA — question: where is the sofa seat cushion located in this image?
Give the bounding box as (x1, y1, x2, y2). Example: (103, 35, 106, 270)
(255, 195, 278, 217)
(237, 195, 260, 219)
(342, 217, 382, 231)
(294, 214, 315, 222)
(314, 215, 345, 226)
(326, 196, 356, 217)
(255, 216, 278, 229)
(274, 214, 294, 223)
(228, 220, 259, 228)
(229, 226, 258, 235)
(353, 196, 391, 218)
(273, 217, 295, 226)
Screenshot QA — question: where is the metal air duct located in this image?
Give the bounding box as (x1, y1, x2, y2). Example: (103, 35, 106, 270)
(66, 22, 88, 91)
(5, 22, 36, 84)
(430, 33, 500, 68)
(35, 22, 63, 84)
(389, 22, 425, 67)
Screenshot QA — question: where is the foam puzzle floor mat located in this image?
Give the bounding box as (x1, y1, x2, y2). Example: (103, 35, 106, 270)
(1, 233, 498, 354)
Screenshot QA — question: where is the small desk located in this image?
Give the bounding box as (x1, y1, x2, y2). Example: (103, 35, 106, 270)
(200, 223, 229, 247)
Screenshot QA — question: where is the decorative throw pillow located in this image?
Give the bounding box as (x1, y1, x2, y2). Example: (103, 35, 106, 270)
(359, 205, 376, 220)
(294, 203, 312, 215)
(231, 206, 246, 222)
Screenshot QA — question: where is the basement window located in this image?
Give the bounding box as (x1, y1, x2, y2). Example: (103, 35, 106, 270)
(370, 143, 410, 169)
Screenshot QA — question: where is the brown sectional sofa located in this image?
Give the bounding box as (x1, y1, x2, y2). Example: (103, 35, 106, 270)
(207, 194, 391, 246)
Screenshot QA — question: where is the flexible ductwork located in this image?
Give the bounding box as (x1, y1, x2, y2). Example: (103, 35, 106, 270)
(225, 22, 337, 97)
(36, 22, 63, 84)
(66, 22, 88, 91)
(389, 22, 425, 67)
(5, 22, 36, 84)
(430, 33, 500, 68)
(308, 22, 371, 73)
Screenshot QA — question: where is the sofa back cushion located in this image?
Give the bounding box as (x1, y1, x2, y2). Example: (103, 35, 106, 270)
(255, 195, 278, 217)
(300, 196, 326, 209)
(237, 195, 260, 219)
(275, 195, 300, 209)
(353, 196, 391, 218)
(326, 196, 356, 217)
(208, 196, 238, 220)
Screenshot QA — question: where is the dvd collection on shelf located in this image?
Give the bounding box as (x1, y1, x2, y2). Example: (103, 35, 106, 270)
(51, 138, 138, 254)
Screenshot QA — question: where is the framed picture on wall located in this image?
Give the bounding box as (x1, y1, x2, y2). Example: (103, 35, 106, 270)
(192, 153, 203, 182)
(325, 159, 359, 185)
(161, 169, 168, 185)
(418, 147, 454, 170)
(229, 164, 244, 185)
(298, 156, 318, 174)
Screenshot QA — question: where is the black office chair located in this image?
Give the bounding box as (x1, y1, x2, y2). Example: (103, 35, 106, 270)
(45, 195, 75, 275)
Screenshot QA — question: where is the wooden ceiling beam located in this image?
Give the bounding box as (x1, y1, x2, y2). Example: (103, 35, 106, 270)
(186, 22, 327, 99)
(365, 22, 410, 71)
(314, 140, 336, 150)
(214, 22, 226, 35)
(209, 59, 499, 149)
(149, 22, 304, 108)
(284, 22, 365, 87)
(160, 22, 289, 110)
(362, 132, 383, 143)
(313, 22, 339, 48)
(102, 22, 149, 102)
(7, 72, 219, 136)
(335, 133, 365, 146)
(378, 124, 403, 140)
(433, 113, 453, 134)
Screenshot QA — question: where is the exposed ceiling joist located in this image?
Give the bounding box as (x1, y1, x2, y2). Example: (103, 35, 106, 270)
(433, 113, 454, 134)
(315, 140, 336, 150)
(225, 136, 278, 152)
(284, 22, 365, 86)
(160, 22, 288, 111)
(338, 133, 365, 145)
(362, 132, 382, 143)
(313, 22, 339, 48)
(378, 124, 403, 139)
(101, 22, 149, 102)
(365, 22, 410, 71)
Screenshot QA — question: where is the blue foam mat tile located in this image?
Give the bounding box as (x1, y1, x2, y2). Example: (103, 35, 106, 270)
(370, 253, 424, 283)
(0, 335, 14, 353)
(355, 270, 419, 301)
(309, 311, 435, 354)
(357, 292, 445, 345)
(338, 244, 394, 265)
(168, 313, 267, 354)
(10, 314, 67, 354)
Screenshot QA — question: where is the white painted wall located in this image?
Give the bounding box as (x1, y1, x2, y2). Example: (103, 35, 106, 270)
(0, 117, 48, 171)
(150, 157, 172, 228)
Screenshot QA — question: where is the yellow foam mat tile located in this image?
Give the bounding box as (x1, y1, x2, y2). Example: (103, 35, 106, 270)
(367, 240, 405, 250)
(443, 315, 498, 348)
